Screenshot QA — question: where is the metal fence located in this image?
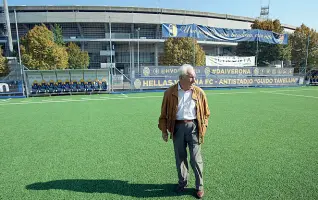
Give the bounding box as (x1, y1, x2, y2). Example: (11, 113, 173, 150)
(0, 58, 25, 98)
(1, 65, 309, 98)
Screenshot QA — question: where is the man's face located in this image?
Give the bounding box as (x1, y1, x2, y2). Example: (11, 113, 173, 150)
(180, 69, 196, 90)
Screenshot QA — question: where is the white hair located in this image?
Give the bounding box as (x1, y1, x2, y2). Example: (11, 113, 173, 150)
(178, 64, 194, 79)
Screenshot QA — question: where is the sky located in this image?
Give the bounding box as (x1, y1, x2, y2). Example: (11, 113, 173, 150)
(5, 0, 318, 30)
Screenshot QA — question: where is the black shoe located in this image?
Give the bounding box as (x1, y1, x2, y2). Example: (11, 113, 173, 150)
(175, 184, 188, 193)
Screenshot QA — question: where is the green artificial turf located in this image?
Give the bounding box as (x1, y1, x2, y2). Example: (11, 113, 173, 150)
(0, 86, 318, 199)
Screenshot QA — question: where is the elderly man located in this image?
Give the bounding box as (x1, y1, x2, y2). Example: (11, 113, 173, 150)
(158, 64, 210, 198)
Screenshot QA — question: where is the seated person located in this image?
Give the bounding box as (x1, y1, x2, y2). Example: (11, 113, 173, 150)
(71, 80, 78, 92)
(86, 80, 93, 92)
(31, 81, 39, 94)
(93, 79, 100, 91)
(78, 79, 86, 92)
(56, 80, 63, 93)
(47, 80, 56, 93)
(101, 79, 108, 91)
(63, 80, 71, 92)
(39, 81, 48, 93)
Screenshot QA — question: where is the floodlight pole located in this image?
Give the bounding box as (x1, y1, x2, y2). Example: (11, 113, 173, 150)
(256, 30, 259, 67)
(109, 16, 113, 92)
(14, 9, 21, 65)
(136, 28, 140, 74)
(3, 0, 13, 53)
(193, 38, 195, 66)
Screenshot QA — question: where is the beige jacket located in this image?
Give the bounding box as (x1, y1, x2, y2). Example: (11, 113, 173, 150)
(158, 83, 210, 144)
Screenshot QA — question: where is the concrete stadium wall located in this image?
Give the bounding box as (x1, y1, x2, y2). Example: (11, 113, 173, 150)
(1, 11, 294, 33)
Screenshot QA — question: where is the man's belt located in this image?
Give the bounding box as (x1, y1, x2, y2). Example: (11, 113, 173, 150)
(175, 119, 197, 124)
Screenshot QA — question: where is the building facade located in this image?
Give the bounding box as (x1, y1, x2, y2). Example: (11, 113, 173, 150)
(0, 6, 297, 76)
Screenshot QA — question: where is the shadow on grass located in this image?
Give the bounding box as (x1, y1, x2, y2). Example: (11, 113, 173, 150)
(26, 179, 196, 198)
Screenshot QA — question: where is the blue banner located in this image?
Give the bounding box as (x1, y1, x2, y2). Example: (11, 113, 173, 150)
(162, 23, 288, 45)
(141, 66, 294, 77)
(132, 76, 301, 89)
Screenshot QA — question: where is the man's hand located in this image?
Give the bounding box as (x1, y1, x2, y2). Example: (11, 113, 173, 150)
(162, 132, 168, 142)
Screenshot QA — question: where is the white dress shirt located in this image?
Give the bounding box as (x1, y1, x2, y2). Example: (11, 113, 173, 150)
(176, 83, 197, 120)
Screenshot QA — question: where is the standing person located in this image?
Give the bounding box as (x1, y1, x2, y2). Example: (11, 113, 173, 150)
(158, 64, 210, 198)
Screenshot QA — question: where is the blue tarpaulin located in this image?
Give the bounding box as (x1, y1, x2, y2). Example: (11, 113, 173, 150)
(162, 23, 288, 45)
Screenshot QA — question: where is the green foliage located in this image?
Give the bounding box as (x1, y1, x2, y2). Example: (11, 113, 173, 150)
(66, 42, 90, 69)
(52, 24, 65, 46)
(236, 19, 290, 66)
(161, 37, 205, 66)
(20, 24, 69, 70)
(290, 24, 318, 69)
(281, 40, 292, 61)
(0, 47, 9, 77)
(251, 19, 284, 33)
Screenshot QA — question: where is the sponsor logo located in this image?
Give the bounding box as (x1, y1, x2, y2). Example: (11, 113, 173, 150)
(168, 24, 178, 37)
(142, 67, 150, 76)
(134, 79, 142, 89)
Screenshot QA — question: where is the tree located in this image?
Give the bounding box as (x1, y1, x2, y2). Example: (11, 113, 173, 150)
(20, 24, 69, 70)
(290, 24, 318, 70)
(66, 42, 90, 69)
(52, 24, 65, 46)
(161, 37, 205, 66)
(251, 19, 284, 33)
(0, 47, 9, 77)
(236, 19, 291, 66)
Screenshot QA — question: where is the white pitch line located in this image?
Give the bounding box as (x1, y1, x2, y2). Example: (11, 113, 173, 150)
(0, 95, 162, 106)
(0, 88, 315, 106)
(261, 89, 299, 92)
(262, 91, 318, 99)
(261, 91, 280, 93)
(1, 98, 11, 102)
(101, 95, 162, 99)
(100, 96, 162, 100)
(81, 98, 112, 101)
(41, 99, 64, 102)
(0, 99, 88, 106)
(0, 91, 280, 106)
(260, 88, 318, 93)
(41, 99, 56, 102)
(298, 88, 318, 91)
(207, 91, 254, 95)
(57, 99, 83, 102)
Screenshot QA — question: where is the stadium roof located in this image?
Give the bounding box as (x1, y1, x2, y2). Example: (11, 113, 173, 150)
(8, 5, 297, 30)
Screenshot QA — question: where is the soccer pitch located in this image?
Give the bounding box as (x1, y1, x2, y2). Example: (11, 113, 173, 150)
(1, 86, 318, 200)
